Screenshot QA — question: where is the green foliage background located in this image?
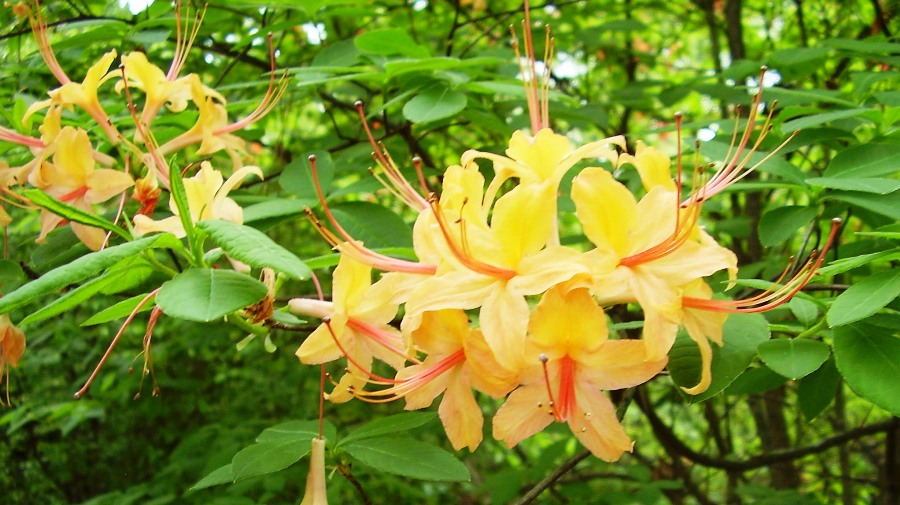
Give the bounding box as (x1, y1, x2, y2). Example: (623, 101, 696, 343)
(1, 0, 899, 504)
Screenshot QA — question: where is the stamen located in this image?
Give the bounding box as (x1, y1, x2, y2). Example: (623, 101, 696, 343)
(351, 349, 465, 404)
(683, 218, 842, 313)
(215, 35, 289, 135)
(539, 353, 560, 421)
(305, 155, 436, 275)
(167, 1, 207, 81)
(354, 101, 427, 210)
(74, 288, 161, 399)
(428, 194, 516, 280)
(685, 67, 796, 205)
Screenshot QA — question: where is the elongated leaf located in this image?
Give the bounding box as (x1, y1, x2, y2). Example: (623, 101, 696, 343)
(81, 293, 156, 326)
(828, 191, 900, 220)
(816, 250, 900, 276)
(156, 268, 267, 322)
(403, 86, 467, 123)
(724, 366, 789, 395)
(197, 220, 311, 279)
(23, 189, 131, 241)
(355, 28, 427, 57)
(833, 323, 900, 416)
(0, 235, 177, 315)
(758, 206, 818, 247)
(806, 177, 900, 194)
(279, 151, 334, 206)
(823, 144, 900, 179)
(779, 107, 872, 133)
(330, 201, 413, 249)
(338, 412, 436, 447)
(231, 439, 311, 482)
(789, 297, 820, 326)
(668, 312, 771, 402)
(757, 339, 831, 379)
(20, 268, 129, 326)
(257, 420, 337, 445)
(190, 464, 233, 491)
(343, 437, 469, 481)
(169, 163, 194, 238)
(827, 268, 900, 327)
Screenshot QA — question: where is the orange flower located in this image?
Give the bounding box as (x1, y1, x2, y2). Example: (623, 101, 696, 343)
(0, 314, 26, 406)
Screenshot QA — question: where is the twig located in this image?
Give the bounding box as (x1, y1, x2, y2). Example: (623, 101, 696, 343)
(515, 449, 591, 505)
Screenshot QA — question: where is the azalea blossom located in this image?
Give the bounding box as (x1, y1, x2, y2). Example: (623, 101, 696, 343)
(132, 161, 261, 238)
(493, 283, 667, 461)
(355, 309, 518, 451)
(289, 254, 412, 403)
(0, 314, 26, 406)
(27, 126, 133, 250)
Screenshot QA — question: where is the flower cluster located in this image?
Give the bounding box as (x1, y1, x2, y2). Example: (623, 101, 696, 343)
(0, 1, 283, 404)
(0, 1, 281, 250)
(289, 16, 839, 462)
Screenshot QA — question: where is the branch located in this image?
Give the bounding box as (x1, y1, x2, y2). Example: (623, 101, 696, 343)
(637, 388, 893, 472)
(516, 449, 591, 505)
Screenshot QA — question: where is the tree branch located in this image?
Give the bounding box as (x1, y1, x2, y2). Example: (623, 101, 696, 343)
(516, 449, 591, 505)
(637, 388, 893, 472)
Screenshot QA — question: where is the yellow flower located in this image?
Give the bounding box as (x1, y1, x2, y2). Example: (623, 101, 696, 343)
(354, 309, 517, 451)
(299, 437, 328, 505)
(492, 284, 667, 461)
(132, 161, 262, 238)
(25, 50, 120, 143)
(116, 52, 214, 130)
(290, 254, 410, 403)
(28, 127, 133, 250)
(406, 166, 589, 370)
(571, 166, 737, 362)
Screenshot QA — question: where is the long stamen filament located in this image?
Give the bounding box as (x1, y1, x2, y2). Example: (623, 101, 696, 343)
(351, 349, 464, 403)
(354, 101, 427, 210)
(306, 155, 436, 275)
(428, 195, 516, 280)
(684, 218, 841, 313)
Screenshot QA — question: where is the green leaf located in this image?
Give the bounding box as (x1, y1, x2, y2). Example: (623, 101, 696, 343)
(833, 323, 900, 416)
(279, 151, 335, 206)
(169, 162, 195, 239)
(0, 260, 25, 293)
(827, 191, 900, 220)
(779, 107, 872, 133)
(338, 412, 436, 447)
(757, 339, 831, 380)
(329, 201, 413, 249)
(81, 293, 157, 326)
(343, 437, 469, 481)
(190, 464, 234, 491)
(231, 439, 311, 482)
(758, 206, 819, 248)
(242, 199, 306, 226)
(0, 235, 177, 315)
(668, 313, 771, 402)
(827, 268, 900, 327)
(355, 28, 427, 57)
(402, 86, 467, 124)
(20, 267, 133, 326)
(257, 420, 337, 445)
(724, 366, 789, 395)
(23, 189, 131, 241)
(789, 297, 820, 326)
(816, 250, 900, 277)
(806, 177, 900, 194)
(196, 220, 311, 280)
(797, 358, 840, 420)
(156, 269, 267, 322)
(823, 144, 900, 179)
